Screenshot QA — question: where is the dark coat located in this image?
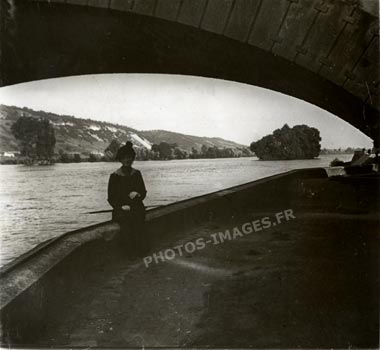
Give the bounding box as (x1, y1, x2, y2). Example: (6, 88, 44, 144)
(108, 166, 147, 223)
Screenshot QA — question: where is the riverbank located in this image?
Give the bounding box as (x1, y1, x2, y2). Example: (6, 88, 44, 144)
(0, 152, 354, 165)
(1, 155, 254, 165)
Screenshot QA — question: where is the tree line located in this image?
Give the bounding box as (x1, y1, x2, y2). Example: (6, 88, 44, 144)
(105, 140, 252, 161)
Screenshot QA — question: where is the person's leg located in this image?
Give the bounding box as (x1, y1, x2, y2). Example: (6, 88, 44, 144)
(113, 210, 133, 256)
(129, 208, 146, 257)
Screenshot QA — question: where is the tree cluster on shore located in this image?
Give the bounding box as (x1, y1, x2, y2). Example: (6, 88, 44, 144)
(320, 147, 367, 155)
(40, 142, 252, 164)
(9, 116, 56, 164)
(250, 124, 321, 160)
(104, 140, 252, 162)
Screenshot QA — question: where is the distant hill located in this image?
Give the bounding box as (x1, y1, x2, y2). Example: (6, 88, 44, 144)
(139, 130, 244, 151)
(0, 105, 246, 154)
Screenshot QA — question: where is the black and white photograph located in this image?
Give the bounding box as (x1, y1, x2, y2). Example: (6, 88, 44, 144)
(0, 0, 379, 348)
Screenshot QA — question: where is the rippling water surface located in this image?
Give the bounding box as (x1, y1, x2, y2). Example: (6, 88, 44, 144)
(0, 155, 353, 267)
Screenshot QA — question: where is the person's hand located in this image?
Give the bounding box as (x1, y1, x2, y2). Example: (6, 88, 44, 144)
(121, 205, 131, 211)
(129, 191, 141, 200)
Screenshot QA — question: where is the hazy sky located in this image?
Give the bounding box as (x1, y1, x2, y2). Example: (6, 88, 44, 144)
(0, 74, 372, 148)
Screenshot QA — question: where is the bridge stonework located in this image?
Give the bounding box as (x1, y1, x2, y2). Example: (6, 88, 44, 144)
(2, 0, 380, 143)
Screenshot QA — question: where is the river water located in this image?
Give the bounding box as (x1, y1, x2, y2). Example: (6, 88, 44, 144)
(0, 155, 352, 267)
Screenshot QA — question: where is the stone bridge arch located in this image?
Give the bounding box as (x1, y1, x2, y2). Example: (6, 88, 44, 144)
(1, 0, 379, 144)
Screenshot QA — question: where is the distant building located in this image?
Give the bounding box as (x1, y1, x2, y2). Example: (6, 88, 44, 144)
(2, 151, 21, 158)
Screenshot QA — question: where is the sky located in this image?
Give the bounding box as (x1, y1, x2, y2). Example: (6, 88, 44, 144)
(0, 74, 372, 149)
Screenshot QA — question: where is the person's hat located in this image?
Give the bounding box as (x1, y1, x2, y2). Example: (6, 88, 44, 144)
(116, 141, 136, 161)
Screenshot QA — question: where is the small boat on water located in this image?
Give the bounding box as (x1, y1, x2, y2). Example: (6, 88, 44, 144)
(0, 168, 379, 348)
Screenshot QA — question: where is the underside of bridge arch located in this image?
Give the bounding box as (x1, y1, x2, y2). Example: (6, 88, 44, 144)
(1, 0, 379, 145)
